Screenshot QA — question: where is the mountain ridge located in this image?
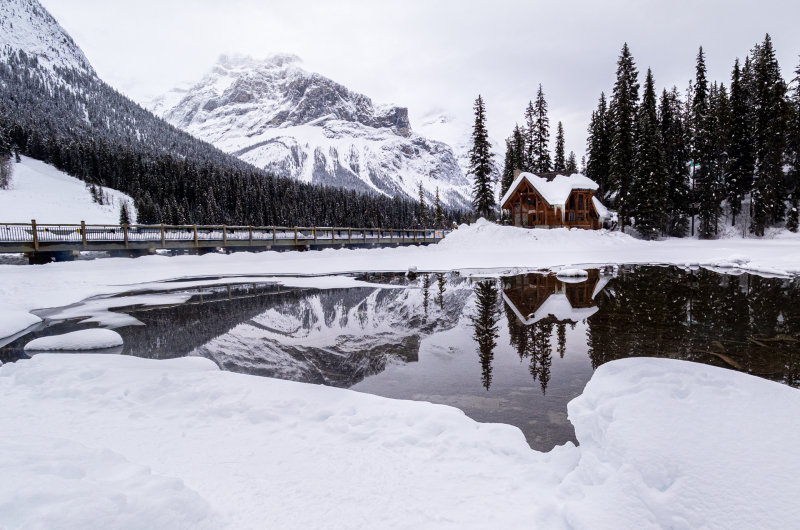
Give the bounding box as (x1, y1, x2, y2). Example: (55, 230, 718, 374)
(148, 54, 473, 208)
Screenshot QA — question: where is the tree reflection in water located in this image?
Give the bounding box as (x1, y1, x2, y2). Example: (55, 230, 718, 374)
(471, 280, 500, 390)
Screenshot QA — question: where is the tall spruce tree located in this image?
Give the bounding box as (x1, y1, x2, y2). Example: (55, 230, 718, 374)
(469, 95, 496, 219)
(691, 46, 718, 238)
(709, 82, 731, 233)
(554, 121, 566, 171)
(787, 58, 800, 232)
(727, 58, 756, 226)
(523, 101, 536, 171)
(418, 182, 429, 227)
(532, 85, 552, 173)
(609, 43, 640, 230)
(501, 138, 516, 198)
(565, 151, 578, 174)
(632, 68, 667, 238)
(586, 92, 612, 199)
(434, 186, 445, 229)
(660, 87, 691, 236)
(750, 34, 789, 235)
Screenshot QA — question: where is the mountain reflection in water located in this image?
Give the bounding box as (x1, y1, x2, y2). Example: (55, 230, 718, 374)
(3, 266, 799, 450)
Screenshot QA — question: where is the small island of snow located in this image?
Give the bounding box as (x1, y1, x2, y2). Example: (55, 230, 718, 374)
(24, 329, 123, 351)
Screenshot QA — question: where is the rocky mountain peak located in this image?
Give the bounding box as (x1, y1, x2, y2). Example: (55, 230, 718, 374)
(0, 0, 94, 75)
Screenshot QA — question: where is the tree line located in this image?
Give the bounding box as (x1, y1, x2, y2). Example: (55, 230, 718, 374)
(0, 50, 466, 228)
(469, 88, 581, 218)
(586, 35, 800, 238)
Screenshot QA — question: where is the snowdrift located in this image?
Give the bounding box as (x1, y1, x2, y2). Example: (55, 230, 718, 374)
(0, 355, 797, 528)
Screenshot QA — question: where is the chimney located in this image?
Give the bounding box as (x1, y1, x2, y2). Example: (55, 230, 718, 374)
(513, 169, 522, 178)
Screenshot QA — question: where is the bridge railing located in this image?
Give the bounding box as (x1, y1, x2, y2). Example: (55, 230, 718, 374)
(0, 221, 447, 246)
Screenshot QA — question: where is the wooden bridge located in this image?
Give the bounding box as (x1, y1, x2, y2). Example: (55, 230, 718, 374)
(0, 221, 447, 264)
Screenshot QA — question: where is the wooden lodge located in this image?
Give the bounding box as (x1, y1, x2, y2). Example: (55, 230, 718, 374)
(500, 171, 608, 229)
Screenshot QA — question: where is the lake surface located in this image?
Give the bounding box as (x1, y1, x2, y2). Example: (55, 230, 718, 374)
(2, 266, 798, 451)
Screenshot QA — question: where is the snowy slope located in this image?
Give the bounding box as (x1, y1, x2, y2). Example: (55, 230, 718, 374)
(149, 55, 473, 208)
(1, 354, 799, 528)
(0, 0, 93, 74)
(0, 156, 136, 223)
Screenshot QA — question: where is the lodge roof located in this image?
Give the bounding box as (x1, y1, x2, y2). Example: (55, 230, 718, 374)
(500, 171, 599, 209)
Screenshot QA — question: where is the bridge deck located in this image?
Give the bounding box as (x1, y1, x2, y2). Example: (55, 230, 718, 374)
(0, 222, 446, 256)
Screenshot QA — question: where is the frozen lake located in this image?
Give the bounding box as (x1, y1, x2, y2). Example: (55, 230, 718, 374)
(2, 265, 798, 451)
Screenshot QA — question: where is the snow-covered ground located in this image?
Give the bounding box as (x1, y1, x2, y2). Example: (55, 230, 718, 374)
(1, 219, 800, 340)
(0, 354, 797, 528)
(0, 156, 136, 224)
(24, 328, 123, 351)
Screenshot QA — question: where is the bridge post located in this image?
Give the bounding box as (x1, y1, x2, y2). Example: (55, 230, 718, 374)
(160, 224, 165, 247)
(250, 226, 254, 246)
(378, 228, 381, 241)
(193, 224, 198, 247)
(271, 226, 275, 245)
(348, 228, 351, 243)
(222, 225, 227, 247)
(294, 227, 298, 245)
(313, 226, 317, 243)
(81, 221, 87, 247)
(123, 223, 129, 248)
(31, 219, 38, 251)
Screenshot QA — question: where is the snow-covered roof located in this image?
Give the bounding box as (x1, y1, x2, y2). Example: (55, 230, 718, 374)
(592, 196, 610, 220)
(503, 292, 599, 325)
(500, 172, 599, 209)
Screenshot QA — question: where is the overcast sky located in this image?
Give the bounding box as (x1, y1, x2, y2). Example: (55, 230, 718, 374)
(40, 0, 800, 158)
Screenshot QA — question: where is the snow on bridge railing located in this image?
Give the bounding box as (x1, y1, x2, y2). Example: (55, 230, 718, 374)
(0, 221, 447, 246)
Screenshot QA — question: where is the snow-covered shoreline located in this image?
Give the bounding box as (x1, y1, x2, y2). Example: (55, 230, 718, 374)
(1, 219, 799, 340)
(1, 354, 798, 528)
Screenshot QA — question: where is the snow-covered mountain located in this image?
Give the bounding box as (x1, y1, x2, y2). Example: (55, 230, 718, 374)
(0, 0, 93, 75)
(149, 54, 473, 208)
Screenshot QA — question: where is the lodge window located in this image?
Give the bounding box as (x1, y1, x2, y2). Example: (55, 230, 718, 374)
(578, 195, 584, 209)
(569, 212, 575, 221)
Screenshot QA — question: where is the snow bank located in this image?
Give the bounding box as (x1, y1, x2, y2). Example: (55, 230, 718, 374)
(0, 355, 798, 528)
(24, 329, 123, 351)
(0, 218, 799, 339)
(556, 267, 589, 278)
(0, 156, 136, 223)
(0, 309, 40, 338)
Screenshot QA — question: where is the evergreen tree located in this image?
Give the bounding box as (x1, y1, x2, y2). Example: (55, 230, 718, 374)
(434, 186, 444, 229)
(417, 182, 429, 227)
(709, 82, 731, 233)
(565, 151, 578, 174)
(609, 43, 640, 230)
(500, 138, 516, 199)
(787, 58, 800, 232)
(501, 125, 527, 198)
(632, 68, 667, 239)
(523, 101, 536, 171)
(119, 201, 131, 225)
(691, 46, 718, 238)
(750, 34, 789, 235)
(553, 121, 566, 171)
(0, 124, 11, 189)
(532, 84, 552, 173)
(469, 95, 496, 219)
(586, 92, 612, 199)
(660, 87, 691, 236)
(727, 58, 756, 226)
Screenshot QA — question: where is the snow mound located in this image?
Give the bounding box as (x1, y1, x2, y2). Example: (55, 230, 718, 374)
(0, 156, 136, 223)
(24, 329, 123, 351)
(1, 355, 799, 528)
(0, 435, 215, 529)
(564, 358, 800, 529)
(0, 309, 41, 339)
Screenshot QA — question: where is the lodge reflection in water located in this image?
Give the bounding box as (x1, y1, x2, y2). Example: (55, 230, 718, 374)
(471, 270, 608, 393)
